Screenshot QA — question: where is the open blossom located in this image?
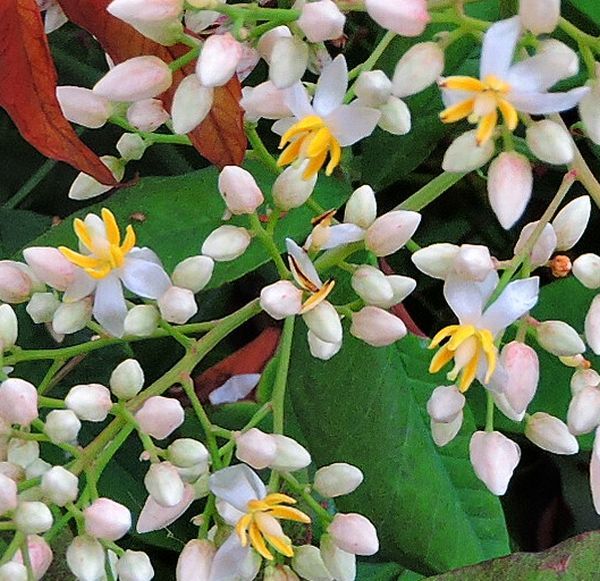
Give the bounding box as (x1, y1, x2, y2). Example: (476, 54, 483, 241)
(274, 55, 380, 179)
(439, 16, 588, 145)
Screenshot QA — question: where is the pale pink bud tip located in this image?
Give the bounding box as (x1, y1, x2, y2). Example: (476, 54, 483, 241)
(0, 473, 18, 514)
(298, 0, 345, 43)
(135, 396, 185, 440)
(84, 498, 131, 540)
(66, 536, 105, 581)
(350, 306, 407, 347)
(14, 501, 53, 534)
(392, 42, 445, 98)
(235, 428, 277, 470)
(365, 210, 421, 256)
(127, 98, 170, 132)
(176, 540, 215, 581)
(537, 320, 586, 357)
(218, 166, 264, 215)
(0, 378, 38, 426)
(519, 0, 560, 35)
(56, 86, 111, 129)
(365, 0, 430, 37)
(144, 462, 185, 507)
(427, 385, 465, 424)
(0, 261, 34, 304)
(260, 280, 303, 320)
(525, 412, 579, 455)
(116, 550, 155, 581)
(41, 466, 79, 506)
(158, 286, 198, 324)
(196, 33, 243, 88)
(23, 247, 75, 291)
(65, 383, 112, 422)
(313, 463, 364, 498)
(270, 434, 311, 472)
(328, 513, 379, 555)
(12, 535, 53, 580)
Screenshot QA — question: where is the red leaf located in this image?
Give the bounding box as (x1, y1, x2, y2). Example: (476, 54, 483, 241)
(57, 0, 246, 167)
(0, 0, 116, 185)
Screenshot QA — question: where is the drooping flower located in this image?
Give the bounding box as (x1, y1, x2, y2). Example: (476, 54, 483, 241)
(439, 16, 589, 145)
(274, 55, 380, 179)
(429, 272, 539, 392)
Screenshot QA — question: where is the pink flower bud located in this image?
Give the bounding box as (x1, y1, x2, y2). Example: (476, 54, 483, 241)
(201, 225, 252, 261)
(56, 86, 111, 128)
(514, 221, 557, 267)
(314, 463, 363, 498)
(328, 513, 379, 556)
(298, 0, 345, 43)
(537, 320, 586, 357)
(26, 292, 60, 324)
(525, 412, 578, 454)
(23, 247, 76, 291)
(392, 42, 444, 98)
(350, 306, 406, 347)
(137, 483, 195, 533)
(0, 261, 33, 304)
(411, 244, 459, 280)
(0, 462, 23, 482)
(157, 286, 198, 325)
(14, 501, 53, 534)
(344, 185, 377, 229)
(260, 280, 303, 320)
(442, 130, 495, 173)
(234, 428, 277, 469)
(84, 498, 131, 540)
(127, 98, 170, 132)
(269, 37, 309, 90)
(44, 409, 81, 444)
(176, 540, 215, 581)
(0, 473, 18, 514)
(218, 166, 264, 215)
(196, 33, 242, 88)
(365, 210, 421, 256)
(0, 378, 38, 426)
(41, 466, 79, 506)
(93, 56, 172, 101)
(469, 431, 520, 495)
(171, 74, 213, 134)
(65, 383, 112, 422)
(427, 385, 465, 424)
(270, 434, 311, 472)
(272, 162, 317, 210)
(568, 386, 600, 435)
(117, 133, 147, 161)
(431, 412, 463, 447)
(66, 535, 106, 580)
(586, 295, 600, 355)
(519, 0, 560, 34)
(591, 428, 600, 514)
(0, 304, 18, 352)
(241, 81, 291, 123)
(453, 244, 494, 282)
(124, 304, 160, 336)
(116, 550, 154, 581)
(526, 120, 573, 165)
(365, 0, 430, 37)
(110, 359, 144, 400)
(573, 253, 600, 289)
(135, 396, 184, 440)
(12, 535, 53, 580)
(552, 196, 591, 251)
(68, 155, 125, 200)
(354, 70, 392, 108)
(351, 266, 394, 306)
(302, 301, 342, 344)
(167, 438, 209, 469)
(307, 331, 341, 361)
(144, 462, 185, 507)
(580, 81, 600, 145)
(378, 96, 411, 135)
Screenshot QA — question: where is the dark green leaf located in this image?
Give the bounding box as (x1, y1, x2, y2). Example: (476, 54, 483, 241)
(0, 208, 52, 257)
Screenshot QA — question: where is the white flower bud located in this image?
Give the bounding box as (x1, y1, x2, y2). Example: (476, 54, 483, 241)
(0, 378, 38, 426)
(241, 81, 291, 122)
(41, 466, 79, 506)
(350, 306, 407, 347)
(488, 152, 533, 230)
(176, 540, 215, 581)
(26, 292, 60, 324)
(354, 70, 392, 108)
(218, 166, 264, 215)
(22, 247, 75, 292)
(25, 457, 51, 480)
(365, 210, 421, 256)
(116, 133, 147, 161)
(56, 86, 111, 128)
(234, 428, 277, 470)
(273, 162, 317, 210)
(392, 42, 444, 98)
(0, 462, 23, 482)
(526, 120, 573, 165)
(365, 0, 430, 37)
(12, 535, 53, 580)
(297, 0, 345, 43)
(351, 266, 394, 306)
(158, 286, 198, 324)
(0, 472, 18, 515)
(93, 56, 172, 101)
(573, 254, 600, 289)
(124, 304, 160, 336)
(66, 535, 106, 581)
(455, 244, 495, 281)
(586, 294, 600, 355)
(378, 96, 411, 135)
(269, 37, 309, 90)
(568, 385, 600, 435)
(14, 501, 53, 533)
(65, 383, 112, 422)
(257, 25, 292, 61)
(126, 98, 169, 132)
(328, 513, 379, 556)
(514, 221, 557, 267)
(494, 342, 538, 415)
(442, 130, 495, 173)
(412, 243, 459, 279)
(381, 275, 416, 308)
(0, 304, 18, 351)
(469, 431, 520, 495)
(344, 185, 377, 229)
(135, 396, 184, 440)
(167, 438, 209, 470)
(427, 385, 465, 424)
(320, 534, 356, 581)
(171, 256, 214, 294)
(0, 261, 33, 304)
(571, 368, 600, 395)
(44, 409, 81, 444)
(519, 0, 560, 35)
(307, 331, 341, 361)
(171, 74, 213, 134)
(580, 81, 600, 145)
(84, 497, 131, 540)
(302, 301, 342, 344)
(270, 434, 311, 472)
(196, 33, 242, 88)
(201, 225, 252, 261)
(260, 280, 303, 320)
(537, 320, 586, 356)
(552, 196, 591, 251)
(52, 299, 93, 335)
(110, 359, 144, 400)
(7, 439, 39, 469)
(525, 412, 579, 454)
(313, 463, 363, 498)
(144, 461, 185, 507)
(116, 550, 154, 581)
(264, 564, 299, 581)
(292, 545, 334, 581)
(0, 563, 27, 581)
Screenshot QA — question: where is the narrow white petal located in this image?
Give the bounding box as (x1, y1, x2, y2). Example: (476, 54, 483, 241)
(271, 117, 296, 137)
(510, 87, 590, 115)
(443, 271, 498, 325)
(319, 224, 365, 250)
(507, 51, 577, 93)
(480, 16, 521, 79)
(208, 465, 266, 513)
(121, 258, 172, 299)
(208, 534, 260, 581)
(283, 83, 314, 120)
(63, 270, 97, 303)
(93, 275, 128, 337)
(286, 238, 322, 288)
(209, 374, 261, 405)
(136, 485, 195, 533)
(327, 105, 381, 146)
(129, 247, 163, 265)
(313, 55, 348, 117)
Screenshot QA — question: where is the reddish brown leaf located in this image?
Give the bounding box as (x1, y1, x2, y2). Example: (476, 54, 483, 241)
(0, 0, 115, 185)
(57, 0, 246, 167)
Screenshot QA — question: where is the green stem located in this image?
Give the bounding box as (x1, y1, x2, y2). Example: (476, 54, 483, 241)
(198, 494, 216, 539)
(37, 359, 66, 396)
(485, 390, 495, 432)
(214, 4, 300, 22)
(248, 213, 290, 279)
(169, 46, 201, 71)
(20, 535, 35, 581)
(558, 17, 600, 52)
(272, 318, 295, 435)
(395, 172, 466, 212)
(280, 473, 332, 524)
(0, 532, 25, 565)
(246, 124, 282, 175)
(5, 157, 59, 210)
(158, 319, 193, 349)
(313, 241, 365, 273)
(219, 402, 273, 458)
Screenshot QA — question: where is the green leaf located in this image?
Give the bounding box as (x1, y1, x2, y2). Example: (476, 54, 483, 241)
(567, 1, 600, 29)
(357, 561, 422, 580)
(0, 208, 52, 258)
(287, 332, 510, 575)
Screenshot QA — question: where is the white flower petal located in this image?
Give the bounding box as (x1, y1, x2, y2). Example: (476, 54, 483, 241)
(480, 16, 521, 80)
(326, 105, 381, 146)
(313, 55, 348, 117)
(443, 271, 498, 325)
(63, 270, 97, 303)
(208, 374, 261, 405)
(121, 258, 171, 299)
(271, 117, 296, 137)
(319, 224, 366, 250)
(510, 87, 590, 115)
(208, 534, 260, 581)
(93, 275, 127, 337)
(129, 247, 163, 265)
(284, 83, 314, 120)
(286, 238, 322, 288)
(208, 465, 266, 513)
(136, 484, 195, 533)
(507, 51, 578, 93)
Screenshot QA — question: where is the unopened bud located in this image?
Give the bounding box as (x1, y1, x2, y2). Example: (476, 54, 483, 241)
(0, 261, 33, 304)
(580, 81, 600, 145)
(65, 383, 112, 422)
(526, 120, 573, 165)
(514, 221, 557, 267)
(241, 81, 291, 122)
(158, 286, 198, 324)
(586, 295, 600, 355)
(196, 33, 242, 88)
(176, 540, 215, 581)
(12, 535, 53, 580)
(110, 359, 144, 400)
(66, 535, 106, 580)
(469, 431, 520, 495)
(350, 306, 407, 347)
(14, 501, 53, 534)
(234, 428, 277, 470)
(257, 26, 292, 62)
(41, 466, 79, 506)
(116, 550, 154, 581)
(431, 412, 464, 447)
(307, 331, 341, 361)
(351, 266, 394, 306)
(0, 563, 27, 581)
(525, 412, 579, 454)
(0, 304, 18, 351)
(392, 42, 444, 98)
(519, 0, 560, 34)
(0, 473, 18, 514)
(365, 210, 421, 256)
(297, 0, 345, 43)
(328, 513, 379, 556)
(84, 497, 131, 540)
(7, 439, 39, 469)
(442, 130, 495, 173)
(344, 185, 377, 229)
(172, 74, 213, 134)
(56, 86, 111, 129)
(201, 225, 252, 261)
(135, 396, 184, 440)
(378, 96, 411, 135)
(571, 368, 600, 395)
(568, 385, 600, 435)
(23, 247, 75, 291)
(314, 463, 363, 498)
(412, 243, 459, 279)
(126, 99, 169, 132)
(550, 255, 572, 278)
(218, 166, 264, 215)
(427, 385, 465, 423)
(167, 438, 209, 470)
(552, 196, 591, 251)
(144, 462, 185, 507)
(269, 37, 309, 90)
(68, 156, 125, 200)
(454, 244, 495, 281)
(26, 292, 60, 324)
(44, 410, 81, 444)
(354, 70, 392, 108)
(269, 434, 311, 472)
(0, 378, 38, 426)
(172, 256, 215, 296)
(116, 133, 147, 161)
(537, 320, 586, 356)
(292, 545, 334, 581)
(273, 162, 317, 210)
(0, 462, 24, 482)
(573, 254, 600, 289)
(302, 301, 342, 344)
(124, 304, 160, 336)
(365, 0, 430, 37)
(260, 280, 303, 320)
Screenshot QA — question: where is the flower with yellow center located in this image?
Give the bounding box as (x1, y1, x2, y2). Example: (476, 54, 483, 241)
(428, 272, 539, 392)
(274, 55, 380, 180)
(439, 16, 589, 146)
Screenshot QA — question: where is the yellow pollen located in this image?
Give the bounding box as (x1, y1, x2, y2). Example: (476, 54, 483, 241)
(234, 493, 310, 561)
(277, 115, 342, 180)
(428, 323, 497, 392)
(59, 208, 136, 280)
(439, 74, 518, 146)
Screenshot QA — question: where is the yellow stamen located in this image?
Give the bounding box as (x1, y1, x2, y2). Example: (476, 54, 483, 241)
(300, 279, 335, 314)
(476, 110, 498, 146)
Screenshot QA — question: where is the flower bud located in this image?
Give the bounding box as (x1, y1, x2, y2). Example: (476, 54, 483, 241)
(392, 42, 444, 98)
(69, 155, 125, 200)
(571, 368, 600, 395)
(568, 385, 600, 435)
(12, 535, 53, 580)
(469, 431, 520, 495)
(351, 266, 394, 306)
(65, 383, 112, 422)
(66, 535, 106, 580)
(0, 261, 33, 304)
(313, 463, 363, 498)
(514, 221, 557, 267)
(23, 247, 75, 291)
(0, 304, 18, 351)
(525, 412, 579, 454)
(167, 438, 209, 470)
(157, 286, 197, 325)
(273, 162, 317, 210)
(137, 483, 195, 533)
(454, 244, 495, 281)
(350, 306, 407, 347)
(586, 294, 600, 355)
(0, 462, 24, 482)
(519, 0, 560, 35)
(580, 81, 600, 145)
(241, 81, 291, 122)
(14, 501, 53, 534)
(378, 96, 411, 135)
(412, 243, 459, 279)
(171, 74, 214, 134)
(234, 428, 277, 470)
(44, 409, 81, 444)
(0, 472, 18, 514)
(302, 301, 342, 344)
(537, 320, 586, 356)
(116, 550, 154, 581)
(116, 133, 147, 161)
(176, 539, 215, 581)
(144, 461, 185, 507)
(0, 563, 27, 581)
(365, 0, 429, 36)
(260, 280, 303, 320)
(124, 304, 160, 336)
(442, 130, 495, 173)
(525, 120, 573, 165)
(168, 257, 212, 295)
(297, 0, 345, 43)
(494, 342, 539, 415)
(269, 37, 309, 90)
(328, 513, 379, 556)
(292, 545, 334, 581)
(265, 564, 300, 581)
(270, 434, 311, 472)
(93, 56, 172, 101)
(427, 385, 465, 424)
(135, 396, 184, 440)
(7, 439, 39, 469)
(196, 33, 242, 88)
(344, 185, 376, 229)
(573, 253, 600, 289)
(307, 331, 341, 361)
(382, 275, 416, 308)
(84, 497, 131, 540)
(201, 225, 252, 261)
(110, 359, 144, 400)
(126, 98, 170, 132)
(552, 196, 591, 251)
(218, 166, 264, 215)
(257, 25, 292, 61)
(365, 210, 421, 256)
(53, 298, 93, 335)
(56, 86, 111, 129)
(25, 457, 51, 480)
(488, 152, 533, 230)
(41, 466, 79, 506)
(0, 378, 38, 426)
(354, 70, 392, 108)
(26, 292, 60, 324)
